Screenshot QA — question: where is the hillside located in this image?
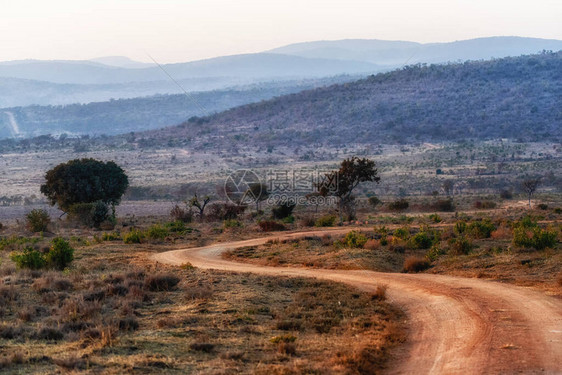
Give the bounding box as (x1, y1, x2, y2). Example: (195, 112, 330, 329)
(0, 76, 358, 138)
(143, 51, 561, 148)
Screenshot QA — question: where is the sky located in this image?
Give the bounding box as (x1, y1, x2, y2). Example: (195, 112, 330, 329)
(1, 0, 561, 63)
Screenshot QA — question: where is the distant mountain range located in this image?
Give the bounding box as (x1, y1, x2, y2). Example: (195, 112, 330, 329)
(138, 51, 562, 148)
(269, 36, 562, 65)
(0, 36, 560, 108)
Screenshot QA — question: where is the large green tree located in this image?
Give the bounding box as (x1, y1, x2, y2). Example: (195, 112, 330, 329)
(40, 158, 129, 214)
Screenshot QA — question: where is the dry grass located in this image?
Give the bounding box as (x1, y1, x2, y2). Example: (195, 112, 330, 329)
(403, 256, 431, 273)
(0, 234, 405, 374)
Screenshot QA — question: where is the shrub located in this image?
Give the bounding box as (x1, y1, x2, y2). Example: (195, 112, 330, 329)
(10, 247, 46, 270)
(500, 189, 513, 199)
(146, 225, 168, 240)
(473, 200, 497, 209)
(26, 209, 50, 232)
(432, 199, 455, 212)
(513, 226, 557, 250)
(165, 220, 192, 234)
(368, 196, 382, 207)
(144, 274, 180, 291)
(428, 214, 442, 223)
(123, 229, 144, 244)
(372, 285, 387, 300)
(468, 220, 496, 239)
(189, 342, 215, 353)
(299, 216, 316, 227)
(409, 231, 433, 249)
(206, 202, 246, 221)
(102, 232, 121, 241)
(425, 244, 446, 261)
(364, 239, 380, 250)
(454, 221, 467, 235)
(342, 231, 368, 248)
(403, 256, 430, 273)
(448, 236, 472, 255)
(282, 215, 295, 224)
(170, 204, 193, 223)
(388, 199, 409, 211)
(393, 227, 410, 240)
(272, 202, 296, 219)
(315, 215, 337, 227)
(223, 219, 242, 229)
(45, 238, 74, 270)
(258, 221, 286, 232)
(537, 203, 548, 210)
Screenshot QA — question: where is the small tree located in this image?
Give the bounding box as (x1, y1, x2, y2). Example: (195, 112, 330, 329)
(190, 194, 211, 221)
(521, 178, 540, 208)
(318, 157, 380, 221)
(245, 183, 269, 212)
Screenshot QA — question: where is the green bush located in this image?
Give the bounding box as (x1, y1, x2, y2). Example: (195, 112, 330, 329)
(454, 221, 467, 235)
(428, 214, 442, 223)
(124, 229, 144, 244)
(146, 225, 169, 240)
(513, 226, 557, 250)
(468, 220, 496, 239)
(45, 237, 74, 270)
(409, 231, 433, 249)
(315, 215, 337, 227)
(342, 231, 368, 248)
(393, 227, 410, 240)
(165, 220, 193, 234)
(388, 199, 409, 211)
(10, 247, 46, 269)
(102, 232, 121, 241)
(224, 219, 242, 229)
(272, 202, 296, 219)
(26, 209, 50, 232)
(282, 215, 295, 224)
(426, 244, 446, 261)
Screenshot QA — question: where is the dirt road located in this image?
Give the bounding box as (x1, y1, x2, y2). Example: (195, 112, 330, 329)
(152, 228, 562, 374)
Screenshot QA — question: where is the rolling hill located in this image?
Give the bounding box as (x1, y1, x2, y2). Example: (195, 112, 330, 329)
(141, 51, 561, 149)
(0, 76, 359, 138)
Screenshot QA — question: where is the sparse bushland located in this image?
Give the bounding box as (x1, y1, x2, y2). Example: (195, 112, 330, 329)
(0, 230, 405, 374)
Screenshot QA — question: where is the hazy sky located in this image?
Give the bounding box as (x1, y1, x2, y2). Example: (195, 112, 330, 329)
(1, 0, 561, 63)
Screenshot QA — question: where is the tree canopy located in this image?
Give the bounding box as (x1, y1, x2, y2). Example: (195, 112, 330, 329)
(40, 158, 129, 212)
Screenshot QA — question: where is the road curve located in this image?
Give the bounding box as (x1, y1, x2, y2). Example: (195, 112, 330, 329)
(152, 228, 562, 374)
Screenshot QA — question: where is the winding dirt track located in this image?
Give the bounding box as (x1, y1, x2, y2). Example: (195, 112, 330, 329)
(152, 228, 562, 374)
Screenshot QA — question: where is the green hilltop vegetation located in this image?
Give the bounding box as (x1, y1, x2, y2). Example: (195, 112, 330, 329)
(141, 51, 561, 149)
